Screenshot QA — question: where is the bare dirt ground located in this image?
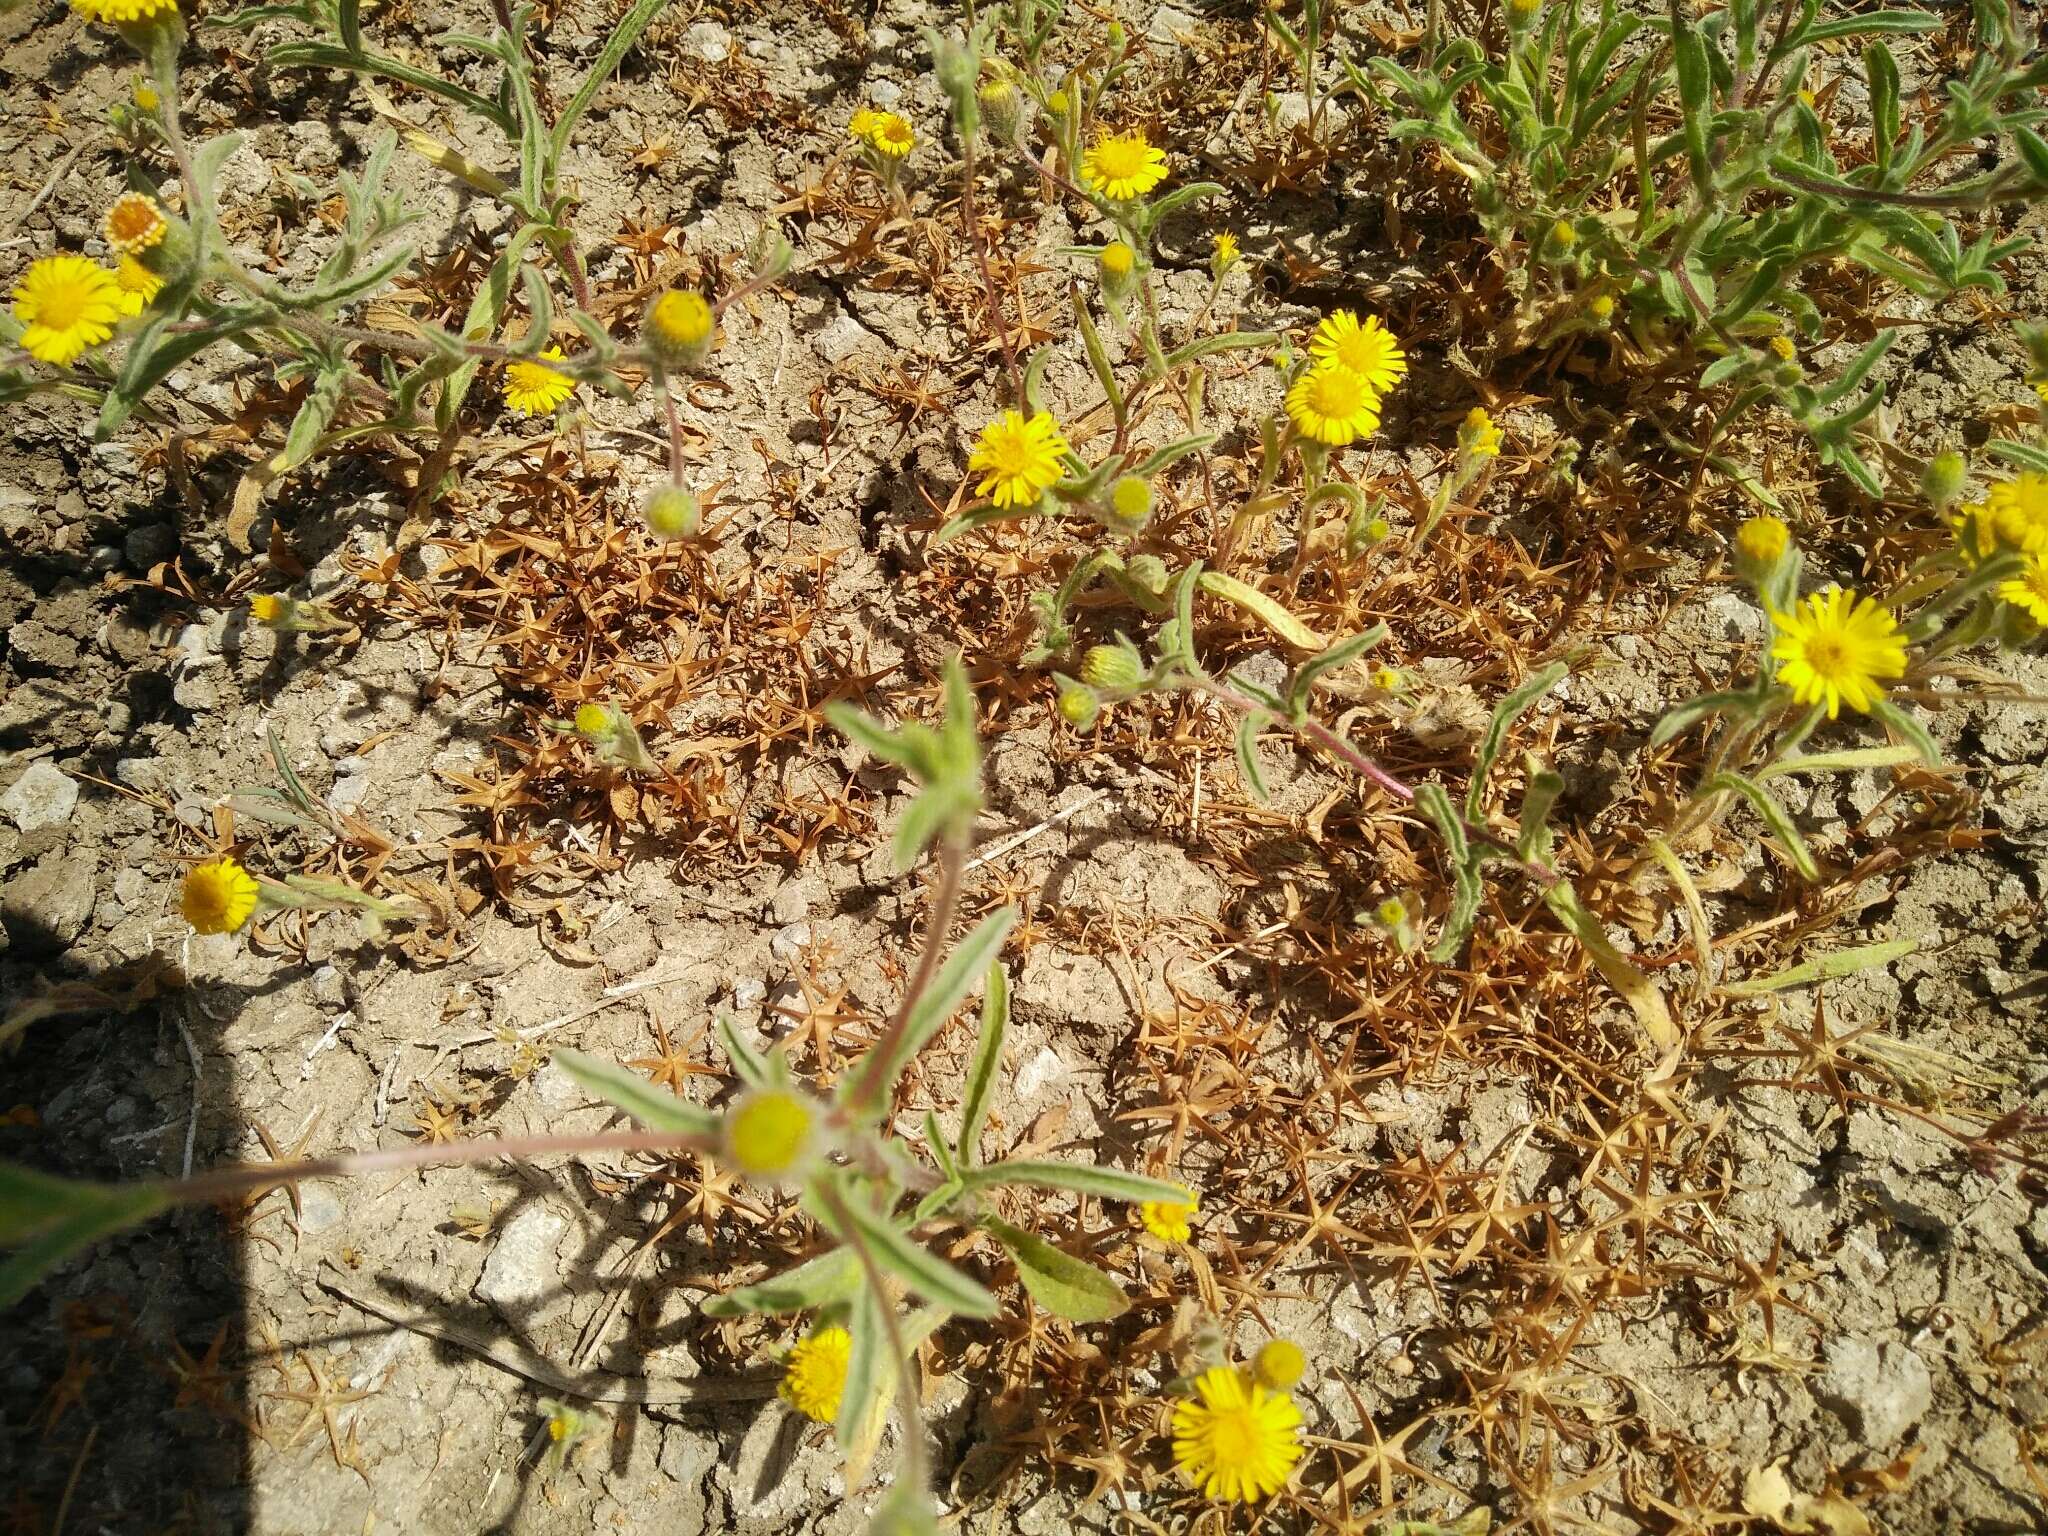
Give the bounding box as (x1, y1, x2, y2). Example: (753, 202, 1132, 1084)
(3, 0, 2046, 1533)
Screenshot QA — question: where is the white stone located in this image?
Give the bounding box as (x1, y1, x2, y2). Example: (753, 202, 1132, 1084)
(476, 1204, 568, 1322)
(769, 921, 813, 966)
(684, 20, 731, 60)
(1, 761, 77, 835)
(814, 312, 875, 365)
(1816, 1336, 1932, 1447)
(1014, 1045, 1065, 1099)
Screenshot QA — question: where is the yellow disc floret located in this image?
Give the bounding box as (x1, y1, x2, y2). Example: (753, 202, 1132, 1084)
(70, 0, 178, 24)
(1285, 363, 1381, 447)
(1252, 1339, 1307, 1392)
(1308, 310, 1407, 396)
(1171, 1365, 1304, 1503)
(1768, 586, 1908, 719)
(1081, 131, 1168, 201)
(724, 1088, 817, 1177)
(1735, 514, 1790, 567)
(969, 410, 1069, 509)
(1140, 1190, 1197, 1243)
(779, 1326, 852, 1423)
(11, 255, 123, 366)
(104, 193, 167, 257)
(181, 857, 260, 935)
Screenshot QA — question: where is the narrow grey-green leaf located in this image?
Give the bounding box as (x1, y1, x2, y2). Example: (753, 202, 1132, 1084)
(551, 1047, 717, 1135)
(839, 1196, 997, 1317)
(849, 910, 1016, 1117)
(703, 1246, 859, 1317)
(961, 1160, 1189, 1206)
(955, 964, 1007, 1166)
(984, 1217, 1128, 1323)
(1705, 772, 1818, 880)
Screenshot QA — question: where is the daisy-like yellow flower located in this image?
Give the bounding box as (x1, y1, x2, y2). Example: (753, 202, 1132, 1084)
(1285, 363, 1381, 447)
(1212, 232, 1240, 268)
(1081, 130, 1168, 202)
(1140, 1190, 1197, 1243)
(1588, 293, 1615, 322)
(1768, 586, 1908, 719)
(779, 1326, 852, 1423)
(849, 107, 883, 142)
(969, 409, 1069, 508)
(725, 1088, 817, 1178)
(1171, 1365, 1304, 1503)
(132, 79, 160, 112)
(10, 255, 123, 366)
(249, 593, 286, 626)
(1308, 310, 1407, 396)
(103, 193, 167, 256)
(111, 255, 163, 317)
(180, 857, 261, 935)
(503, 347, 575, 417)
(1958, 472, 2048, 560)
(70, 0, 178, 23)
(866, 112, 915, 160)
(1997, 554, 2048, 627)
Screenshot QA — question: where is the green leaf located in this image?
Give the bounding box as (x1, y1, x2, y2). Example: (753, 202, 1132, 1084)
(1286, 627, 1388, 723)
(1649, 689, 1762, 748)
(1515, 759, 1564, 863)
(1466, 662, 1567, 823)
(96, 313, 255, 440)
(1126, 433, 1218, 480)
(836, 1192, 997, 1317)
(1801, 10, 1940, 42)
(1415, 784, 1484, 962)
(983, 1217, 1128, 1323)
(1867, 696, 1941, 767)
(551, 0, 674, 161)
(1754, 745, 1921, 782)
(550, 1047, 718, 1135)
(962, 1160, 1189, 1205)
(0, 1164, 171, 1311)
(1719, 938, 1921, 996)
(703, 1246, 859, 1316)
(1160, 330, 1282, 372)
(838, 1283, 886, 1449)
(955, 965, 1007, 1166)
(1234, 714, 1270, 803)
(717, 1013, 774, 1090)
(1704, 772, 1818, 880)
(1544, 880, 1677, 1050)
(848, 910, 1015, 1119)
(261, 42, 515, 134)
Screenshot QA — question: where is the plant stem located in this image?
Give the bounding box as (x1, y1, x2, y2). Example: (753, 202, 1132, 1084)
(844, 837, 968, 1118)
(961, 135, 1022, 398)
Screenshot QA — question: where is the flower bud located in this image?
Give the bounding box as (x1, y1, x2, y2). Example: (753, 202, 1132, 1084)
(1098, 240, 1136, 301)
(1458, 407, 1503, 461)
(1921, 450, 1968, 514)
(1079, 642, 1143, 692)
(1733, 514, 1790, 577)
(1588, 293, 1615, 323)
(1252, 1339, 1306, 1391)
(724, 1088, 818, 1178)
(1123, 553, 1169, 594)
(1056, 678, 1100, 728)
(1108, 473, 1152, 531)
(644, 289, 714, 372)
(979, 77, 1023, 144)
(644, 485, 700, 541)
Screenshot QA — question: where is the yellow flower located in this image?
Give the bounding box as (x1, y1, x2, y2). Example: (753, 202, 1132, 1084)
(1308, 310, 1407, 396)
(180, 857, 260, 935)
(779, 1326, 852, 1423)
(133, 80, 160, 112)
(1110, 474, 1152, 527)
(1212, 232, 1240, 268)
(111, 255, 163, 317)
(1374, 895, 1408, 926)
(1285, 363, 1380, 447)
(1171, 1365, 1304, 1503)
(1081, 131, 1168, 201)
(1997, 554, 2048, 627)
(1547, 218, 1576, 250)
(867, 113, 915, 159)
(249, 593, 286, 625)
(1252, 1340, 1306, 1392)
(1957, 472, 2048, 560)
(1057, 681, 1099, 728)
(103, 193, 167, 256)
(70, 0, 177, 23)
(725, 1088, 817, 1177)
(2033, 382, 2048, 409)
(1769, 334, 1797, 362)
(11, 255, 123, 366)
(1588, 293, 1615, 321)
(1099, 240, 1135, 278)
(573, 702, 614, 736)
(1459, 406, 1502, 460)
(1735, 514, 1790, 567)
(1768, 586, 1908, 719)
(849, 107, 882, 141)
(969, 409, 1069, 508)
(503, 347, 575, 417)
(1140, 1190, 1196, 1243)
(646, 289, 714, 369)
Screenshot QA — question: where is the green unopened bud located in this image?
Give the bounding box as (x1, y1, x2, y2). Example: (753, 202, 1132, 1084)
(1108, 474, 1152, 531)
(1543, 218, 1577, 259)
(1055, 677, 1100, 728)
(1079, 642, 1144, 692)
(979, 77, 1023, 143)
(1098, 240, 1137, 300)
(1107, 18, 1124, 45)
(644, 485, 700, 540)
(1921, 450, 1968, 514)
(566, 702, 656, 772)
(1507, 0, 1541, 27)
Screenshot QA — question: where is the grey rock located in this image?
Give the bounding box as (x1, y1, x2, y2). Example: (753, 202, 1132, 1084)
(297, 1182, 345, 1234)
(1, 851, 99, 953)
(1815, 1335, 1933, 1447)
(124, 524, 177, 568)
(769, 921, 813, 966)
(1147, 4, 1198, 44)
(814, 312, 876, 366)
(475, 1203, 569, 1326)
(684, 20, 731, 60)
(1, 761, 79, 834)
(8, 619, 80, 673)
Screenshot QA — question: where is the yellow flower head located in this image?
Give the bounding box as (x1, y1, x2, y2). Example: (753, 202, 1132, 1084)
(1285, 363, 1381, 447)
(503, 347, 575, 417)
(104, 193, 167, 256)
(1308, 310, 1407, 396)
(1588, 293, 1615, 321)
(2033, 382, 2048, 409)
(1459, 406, 1502, 460)
(725, 1088, 817, 1178)
(1957, 472, 2048, 560)
(1081, 131, 1168, 202)
(11, 255, 123, 366)
(1212, 232, 1241, 269)
(71, 0, 177, 23)
(644, 484, 700, 541)
(249, 593, 286, 626)
(111, 255, 164, 317)
(779, 1326, 852, 1423)
(1080, 644, 1143, 692)
(1769, 334, 1797, 362)
(181, 857, 260, 935)
(1171, 1365, 1304, 1503)
(849, 107, 882, 141)
(969, 409, 1069, 509)
(573, 702, 615, 736)
(866, 112, 915, 159)
(1768, 586, 1908, 719)
(1099, 241, 1135, 279)
(646, 290, 714, 368)
(1374, 895, 1408, 926)
(1110, 474, 1152, 527)
(1734, 514, 1790, 568)
(1997, 554, 2048, 628)
(1057, 681, 1100, 728)
(1547, 218, 1576, 249)
(1140, 1190, 1197, 1243)
(133, 79, 160, 112)
(1252, 1339, 1307, 1392)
